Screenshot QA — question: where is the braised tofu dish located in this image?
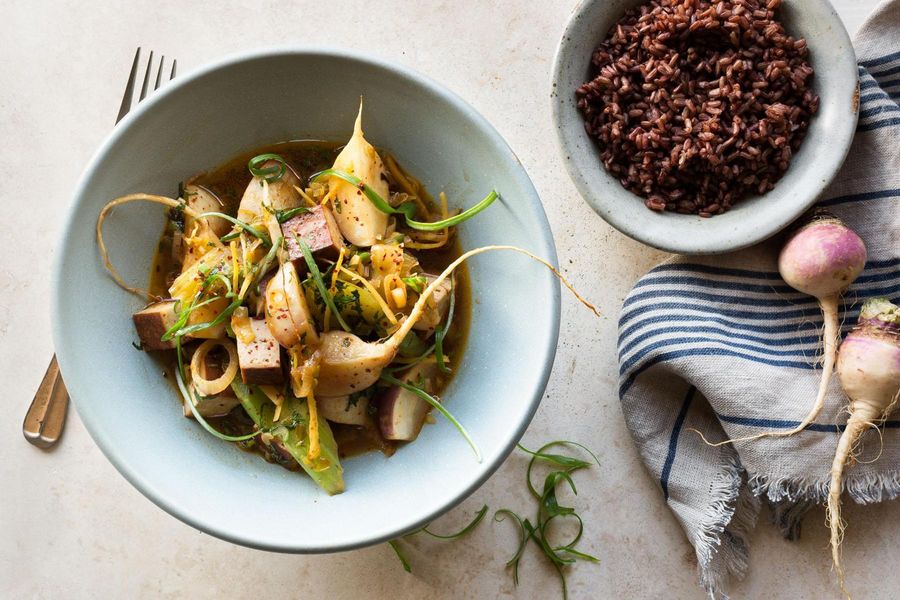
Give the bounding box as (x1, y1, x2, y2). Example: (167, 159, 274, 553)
(97, 104, 503, 494)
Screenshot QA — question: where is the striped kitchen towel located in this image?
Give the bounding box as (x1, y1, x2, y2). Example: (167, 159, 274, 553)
(617, 2, 900, 597)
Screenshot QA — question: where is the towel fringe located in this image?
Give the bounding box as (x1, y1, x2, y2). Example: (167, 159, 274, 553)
(692, 453, 761, 600)
(751, 470, 900, 539)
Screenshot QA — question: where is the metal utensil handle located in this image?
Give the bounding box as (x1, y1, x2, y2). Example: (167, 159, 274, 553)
(23, 355, 69, 449)
(23, 49, 176, 449)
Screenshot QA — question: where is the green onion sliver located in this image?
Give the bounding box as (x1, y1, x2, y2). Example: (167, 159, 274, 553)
(171, 298, 242, 339)
(197, 212, 271, 247)
(174, 339, 259, 442)
(310, 169, 498, 232)
(296, 238, 351, 333)
(248, 153, 287, 183)
(388, 540, 412, 573)
(420, 505, 488, 540)
(276, 206, 311, 223)
(380, 372, 481, 462)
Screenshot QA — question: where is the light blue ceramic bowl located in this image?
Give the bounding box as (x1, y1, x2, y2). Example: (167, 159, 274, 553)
(53, 48, 560, 552)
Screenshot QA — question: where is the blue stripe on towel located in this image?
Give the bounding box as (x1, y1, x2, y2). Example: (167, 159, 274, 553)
(859, 104, 900, 119)
(620, 302, 822, 328)
(649, 263, 782, 280)
(869, 63, 900, 78)
(858, 116, 900, 132)
(860, 91, 898, 104)
(633, 275, 794, 294)
(660, 386, 696, 500)
(618, 313, 820, 346)
(716, 413, 900, 432)
(620, 282, 900, 312)
(821, 188, 900, 206)
(860, 50, 900, 68)
(619, 336, 820, 376)
(619, 326, 823, 357)
(860, 79, 882, 91)
(619, 348, 817, 395)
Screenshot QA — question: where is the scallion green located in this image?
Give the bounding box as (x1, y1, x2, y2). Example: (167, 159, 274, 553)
(248, 153, 287, 183)
(310, 168, 498, 232)
(296, 238, 351, 332)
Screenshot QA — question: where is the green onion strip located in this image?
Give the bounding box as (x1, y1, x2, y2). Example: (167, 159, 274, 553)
(248, 153, 287, 183)
(310, 169, 498, 232)
(379, 372, 480, 462)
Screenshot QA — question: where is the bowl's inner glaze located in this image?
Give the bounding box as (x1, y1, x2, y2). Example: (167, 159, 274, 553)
(54, 50, 560, 552)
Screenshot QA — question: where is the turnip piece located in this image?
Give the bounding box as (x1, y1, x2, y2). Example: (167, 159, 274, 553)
(317, 395, 369, 426)
(265, 261, 317, 348)
(828, 298, 900, 597)
(327, 102, 390, 246)
(237, 160, 302, 222)
(313, 245, 599, 396)
(183, 184, 231, 237)
(376, 362, 439, 441)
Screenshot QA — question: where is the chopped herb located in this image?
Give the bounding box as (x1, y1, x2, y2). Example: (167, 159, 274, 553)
(167, 201, 186, 232)
(402, 276, 426, 294)
(388, 504, 489, 572)
(196, 212, 271, 247)
(131, 340, 143, 351)
(421, 505, 488, 540)
(388, 540, 411, 573)
(347, 388, 373, 410)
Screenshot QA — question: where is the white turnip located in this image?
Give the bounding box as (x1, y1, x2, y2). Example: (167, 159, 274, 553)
(828, 297, 900, 597)
(777, 211, 867, 438)
(701, 211, 867, 447)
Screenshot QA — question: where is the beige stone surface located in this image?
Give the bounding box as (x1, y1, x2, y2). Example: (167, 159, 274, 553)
(0, 1, 893, 598)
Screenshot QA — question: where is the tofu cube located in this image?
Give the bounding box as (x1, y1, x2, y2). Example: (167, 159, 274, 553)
(132, 301, 178, 351)
(236, 318, 283, 385)
(282, 205, 344, 269)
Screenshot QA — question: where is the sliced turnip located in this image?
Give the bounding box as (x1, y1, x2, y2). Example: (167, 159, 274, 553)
(377, 362, 439, 441)
(411, 274, 452, 332)
(327, 102, 390, 246)
(183, 393, 241, 419)
(317, 395, 370, 426)
(183, 184, 230, 237)
(237, 160, 302, 222)
(265, 261, 317, 348)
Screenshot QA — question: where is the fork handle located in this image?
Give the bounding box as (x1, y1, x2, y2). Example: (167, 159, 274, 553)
(23, 355, 70, 449)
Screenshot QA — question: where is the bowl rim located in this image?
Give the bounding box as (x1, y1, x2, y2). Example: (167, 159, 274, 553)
(52, 45, 561, 553)
(550, 0, 859, 255)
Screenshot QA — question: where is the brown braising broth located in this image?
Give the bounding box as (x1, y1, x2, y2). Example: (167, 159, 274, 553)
(149, 140, 471, 461)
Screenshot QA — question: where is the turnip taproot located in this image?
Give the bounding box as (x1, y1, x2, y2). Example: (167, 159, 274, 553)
(828, 297, 900, 597)
(314, 245, 600, 396)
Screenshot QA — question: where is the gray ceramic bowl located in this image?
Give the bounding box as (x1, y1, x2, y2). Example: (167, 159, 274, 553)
(53, 48, 560, 552)
(552, 0, 858, 254)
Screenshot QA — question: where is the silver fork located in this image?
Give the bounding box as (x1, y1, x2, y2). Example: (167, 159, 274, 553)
(23, 48, 177, 449)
